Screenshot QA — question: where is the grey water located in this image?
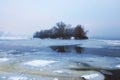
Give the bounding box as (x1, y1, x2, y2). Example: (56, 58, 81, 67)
(0, 39, 120, 80)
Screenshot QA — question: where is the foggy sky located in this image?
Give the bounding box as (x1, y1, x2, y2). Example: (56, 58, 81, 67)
(0, 0, 120, 39)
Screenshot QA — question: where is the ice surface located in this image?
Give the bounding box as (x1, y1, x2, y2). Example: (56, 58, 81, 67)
(82, 73, 104, 80)
(115, 64, 120, 69)
(0, 38, 119, 49)
(0, 58, 9, 62)
(102, 40, 120, 45)
(8, 76, 28, 80)
(70, 56, 120, 69)
(0, 36, 28, 40)
(0, 39, 120, 80)
(24, 60, 57, 67)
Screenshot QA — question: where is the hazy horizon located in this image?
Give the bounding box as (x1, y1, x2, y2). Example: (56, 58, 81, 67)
(0, 0, 120, 39)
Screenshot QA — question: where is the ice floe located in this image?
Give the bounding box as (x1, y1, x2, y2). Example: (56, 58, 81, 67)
(24, 60, 57, 67)
(8, 76, 28, 80)
(115, 64, 120, 69)
(0, 58, 9, 62)
(82, 73, 104, 80)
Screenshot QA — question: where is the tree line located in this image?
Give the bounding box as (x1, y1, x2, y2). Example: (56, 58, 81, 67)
(33, 22, 88, 39)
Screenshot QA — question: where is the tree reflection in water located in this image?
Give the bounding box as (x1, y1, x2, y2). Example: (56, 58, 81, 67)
(50, 45, 84, 53)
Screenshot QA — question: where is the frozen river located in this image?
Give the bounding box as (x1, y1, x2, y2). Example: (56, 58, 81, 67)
(0, 38, 120, 80)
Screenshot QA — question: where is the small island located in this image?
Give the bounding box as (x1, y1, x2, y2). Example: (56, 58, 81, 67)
(33, 22, 88, 39)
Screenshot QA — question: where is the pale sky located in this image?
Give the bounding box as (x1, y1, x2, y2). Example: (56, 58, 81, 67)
(0, 0, 120, 39)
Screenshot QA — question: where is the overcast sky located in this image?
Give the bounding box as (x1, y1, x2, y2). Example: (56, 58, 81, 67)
(0, 0, 120, 39)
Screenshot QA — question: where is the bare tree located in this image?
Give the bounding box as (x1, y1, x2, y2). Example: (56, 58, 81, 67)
(33, 22, 88, 39)
(74, 25, 88, 39)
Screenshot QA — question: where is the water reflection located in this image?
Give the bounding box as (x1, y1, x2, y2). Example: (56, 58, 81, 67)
(49, 44, 120, 57)
(105, 69, 120, 80)
(50, 45, 84, 53)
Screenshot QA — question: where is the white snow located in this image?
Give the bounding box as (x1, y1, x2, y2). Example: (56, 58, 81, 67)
(0, 36, 28, 40)
(24, 60, 57, 67)
(0, 58, 9, 62)
(103, 40, 120, 45)
(53, 70, 64, 73)
(115, 64, 120, 68)
(8, 76, 28, 80)
(53, 78, 59, 80)
(82, 73, 104, 80)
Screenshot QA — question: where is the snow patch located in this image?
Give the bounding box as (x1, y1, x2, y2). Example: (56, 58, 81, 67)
(0, 36, 28, 40)
(53, 78, 59, 80)
(24, 60, 57, 67)
(82, 73, 104, 80)
(102, 40, 120, 46)
(0, 58, 9, 62)
(8, 76, 28, 80)
(53, 70, 64, 73)
(116, 64, 120, 68)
